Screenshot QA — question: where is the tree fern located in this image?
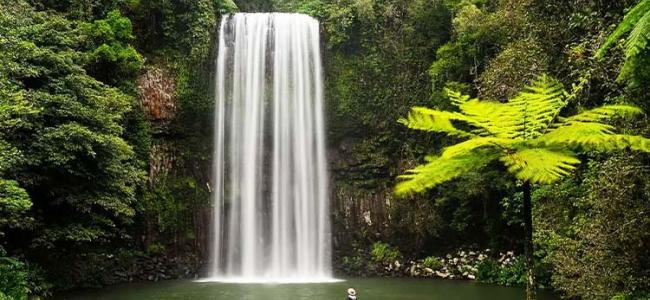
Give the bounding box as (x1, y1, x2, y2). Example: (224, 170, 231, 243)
(396, 74, 650, 195)
(400, 76, 567, 141)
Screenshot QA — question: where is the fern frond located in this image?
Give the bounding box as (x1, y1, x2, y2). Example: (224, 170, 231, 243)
(536, 122, 650, 152)
(596, 0, 650, 58)
(441, 137, 513, 158)
(508, 75, 567, 138)
(617, 135, 650, 151)
(454, 99, 523, 139)
(625, 7, 650, 58)
(398, 107, 475, 137)
(559, 104, 643, 124)
(450, 75, 567, 140)
(396, 74, 650, 198)
(500, 148, 581, 184)
(536, 122, 614, 149)
(446, 89, 471, 108)
(395, 151, 497, 196)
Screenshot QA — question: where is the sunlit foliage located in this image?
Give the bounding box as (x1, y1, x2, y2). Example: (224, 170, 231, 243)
(396, 75, 649, 195)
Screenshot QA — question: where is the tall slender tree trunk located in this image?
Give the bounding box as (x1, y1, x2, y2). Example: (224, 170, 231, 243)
(523, 180, 536, 300)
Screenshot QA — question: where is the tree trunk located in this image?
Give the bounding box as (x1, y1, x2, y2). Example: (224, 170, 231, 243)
(523, 180, 536, 300)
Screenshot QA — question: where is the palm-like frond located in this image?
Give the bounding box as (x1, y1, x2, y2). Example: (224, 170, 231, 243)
(596, 0, 650, 81)
(626, 7, 650, 58)
(398, 107, 475, 138)
(538, 104, 650, 151)
(500, 148, 581, 184)
(440, 137, 512, 158)
(558, 104, 643, 124)
(620, 135, 650, 151)
(508, 75, 567, 139)
(450, 96, 523, 139)
(538, 122, 650, 151)
(596, 0, 650, 59)
(395, 151, 497, 196)
(396, 74, 650, 196)
(442, 76, 566, 140)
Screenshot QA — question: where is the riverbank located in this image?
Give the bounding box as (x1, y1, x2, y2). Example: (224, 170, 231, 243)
(335, 244, 548, 288)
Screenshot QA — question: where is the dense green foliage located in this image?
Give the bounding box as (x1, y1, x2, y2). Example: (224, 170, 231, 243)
(536, 154, 650, 299)
(422, 256, 443, 270)
(0, 0, 147, 293)
(388, 0, 650, 298)
(0, 249, 28, 300)
(0, 0, 235, 297)
(1, 0, 650, 299)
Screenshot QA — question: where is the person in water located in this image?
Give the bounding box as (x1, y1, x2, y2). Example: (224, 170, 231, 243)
(347, 288, 357, 300)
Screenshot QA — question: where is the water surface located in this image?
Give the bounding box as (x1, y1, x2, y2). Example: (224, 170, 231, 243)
(56, 278, 559, 300)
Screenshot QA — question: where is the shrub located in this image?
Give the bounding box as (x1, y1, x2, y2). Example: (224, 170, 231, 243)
(476, 257, 525, 286)
(24, 264, 53, 299)
(0, 249, 28, 300)
(370, 242, 401, 263)
(498, 258, 527, 286)
(611, 292, 650, 300)
(476, 258, 500, 283)
(422, 256, 443, 270)
(476, 256, 551, 288)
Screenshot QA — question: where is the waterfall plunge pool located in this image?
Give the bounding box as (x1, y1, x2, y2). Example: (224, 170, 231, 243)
(55, 278, 559, 300)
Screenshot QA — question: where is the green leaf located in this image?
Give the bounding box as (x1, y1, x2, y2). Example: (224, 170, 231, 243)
(398, 107, 475, 137)
(441, 137, 512, 158)
(559, 104, 643, 124)
(596, 0, 650, 58)
(537, 122, 650, 152)
(500, 148, 581, 184)
(396, 151, 497, 196)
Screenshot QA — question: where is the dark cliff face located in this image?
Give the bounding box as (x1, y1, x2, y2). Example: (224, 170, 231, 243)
(136, 59, 214, 266)
(137, 67, 179, 188)
(319, 1, 446, 259)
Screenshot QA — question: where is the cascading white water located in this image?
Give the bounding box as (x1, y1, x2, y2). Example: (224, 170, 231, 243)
(206, 13, 333, 283)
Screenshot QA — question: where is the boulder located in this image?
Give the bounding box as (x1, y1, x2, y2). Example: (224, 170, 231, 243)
(435, 271, 450, 279)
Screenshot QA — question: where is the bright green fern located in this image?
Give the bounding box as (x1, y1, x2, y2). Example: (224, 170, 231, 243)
(596, 0, 650, 81)
(396, 75, 650, 195)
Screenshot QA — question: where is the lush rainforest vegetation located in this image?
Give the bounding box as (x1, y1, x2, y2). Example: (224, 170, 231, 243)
(1, 0, 650, 299)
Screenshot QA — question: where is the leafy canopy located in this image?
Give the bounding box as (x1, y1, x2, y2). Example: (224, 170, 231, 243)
(396, 75, 650, 195)
(0, 0, 145, 250)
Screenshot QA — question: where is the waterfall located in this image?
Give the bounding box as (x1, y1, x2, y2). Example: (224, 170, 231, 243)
(206, 13, 333, 283)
